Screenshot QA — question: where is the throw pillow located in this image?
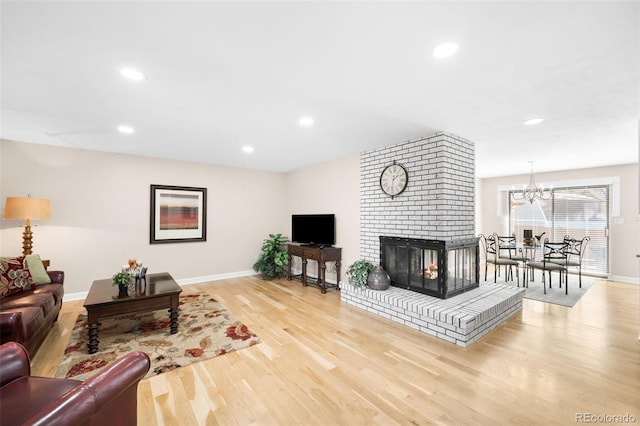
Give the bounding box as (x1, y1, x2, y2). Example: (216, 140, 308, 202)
(26, 254, 51, 285)
(0, 257, 35, 298)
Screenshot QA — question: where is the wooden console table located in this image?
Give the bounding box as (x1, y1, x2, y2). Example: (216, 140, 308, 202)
(287, 244, 341, 293)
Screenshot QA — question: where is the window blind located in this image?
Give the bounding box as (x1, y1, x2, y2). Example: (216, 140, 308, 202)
(509, 185, 609, 276)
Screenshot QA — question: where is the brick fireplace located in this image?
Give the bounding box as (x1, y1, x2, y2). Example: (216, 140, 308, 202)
(380, 236, 479, 299)
(360, 132, 476, 258)
(341, 132, 524, 346)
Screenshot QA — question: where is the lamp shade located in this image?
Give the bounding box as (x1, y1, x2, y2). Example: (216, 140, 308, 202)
(3, 197, 51, 221)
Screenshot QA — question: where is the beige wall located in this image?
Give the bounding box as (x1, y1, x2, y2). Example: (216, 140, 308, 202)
(2, 139, 637, 295)
(284, 154, 361, 283)
(1, 140, 287, 294)
(478, 163, 639, 281)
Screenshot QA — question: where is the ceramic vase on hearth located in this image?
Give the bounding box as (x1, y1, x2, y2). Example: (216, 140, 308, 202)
(367, 265, 390, 290)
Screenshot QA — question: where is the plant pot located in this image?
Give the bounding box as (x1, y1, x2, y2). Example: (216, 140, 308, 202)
(367, 265, 390, 290)
(118, 284, 128, 297)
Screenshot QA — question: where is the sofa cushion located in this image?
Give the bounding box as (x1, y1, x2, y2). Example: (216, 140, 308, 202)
(0, 293, 55, 318)
(0, 257, 35, 298)
(25, 254, 51, 285)
(33, 283, 64, 305)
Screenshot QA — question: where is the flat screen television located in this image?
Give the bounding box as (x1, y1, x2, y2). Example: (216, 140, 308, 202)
(291, 214, 335, 247)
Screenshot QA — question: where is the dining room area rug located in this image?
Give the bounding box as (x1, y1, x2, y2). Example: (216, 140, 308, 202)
(509, 273, 596, 307)
(55, 291, 261, 380)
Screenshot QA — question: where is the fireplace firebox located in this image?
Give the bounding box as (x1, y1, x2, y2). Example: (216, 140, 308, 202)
(380, 236, 479, 299)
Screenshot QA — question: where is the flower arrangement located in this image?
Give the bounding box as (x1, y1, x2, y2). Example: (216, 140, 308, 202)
(121, 259, 146, 279)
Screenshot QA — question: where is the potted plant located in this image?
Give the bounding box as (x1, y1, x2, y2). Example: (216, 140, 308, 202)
(112, 271, 131, 296)
(346, 260, 374, 288)
(253, 233, 289, 280)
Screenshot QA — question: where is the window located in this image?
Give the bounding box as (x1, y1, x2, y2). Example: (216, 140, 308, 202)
(509, 185, 609, 276)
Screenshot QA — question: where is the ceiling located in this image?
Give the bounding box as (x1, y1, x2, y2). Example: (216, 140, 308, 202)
(1, 1, 638, 178)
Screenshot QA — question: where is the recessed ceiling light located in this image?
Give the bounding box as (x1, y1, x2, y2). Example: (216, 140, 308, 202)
(433, 42, 458, 59)
(299, 117, 314, 127)
(117, 125, 135, 134)
(242, 146, 254, 153)
(523, 118, 544, 126)
(120, 68, 146, 81)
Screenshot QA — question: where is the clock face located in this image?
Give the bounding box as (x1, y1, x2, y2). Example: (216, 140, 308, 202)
(380, 163, 408, 197)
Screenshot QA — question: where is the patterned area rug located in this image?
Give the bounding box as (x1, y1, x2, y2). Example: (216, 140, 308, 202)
(55, 291, 260, 380)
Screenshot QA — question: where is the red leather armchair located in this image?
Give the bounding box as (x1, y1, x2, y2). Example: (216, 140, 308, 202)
(0, 342, 150, 426)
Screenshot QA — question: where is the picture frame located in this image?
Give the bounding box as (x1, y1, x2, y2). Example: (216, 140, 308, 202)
(150, 184, 207, 244)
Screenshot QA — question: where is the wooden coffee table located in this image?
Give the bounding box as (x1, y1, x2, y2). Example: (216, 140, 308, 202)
(83, 272, 182, 354)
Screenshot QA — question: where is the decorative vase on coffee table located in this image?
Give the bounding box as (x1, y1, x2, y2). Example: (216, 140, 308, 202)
(367, 265, 390, 290)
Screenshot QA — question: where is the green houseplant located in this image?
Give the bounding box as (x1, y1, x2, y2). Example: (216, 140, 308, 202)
(112, 271, 131, 296)
(253, 233, 289, 280)
(346, 260, 374, 288)
(112, 271, 131, 286)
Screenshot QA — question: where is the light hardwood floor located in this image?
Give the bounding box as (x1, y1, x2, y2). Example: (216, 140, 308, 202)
(32, 275, 640, 425)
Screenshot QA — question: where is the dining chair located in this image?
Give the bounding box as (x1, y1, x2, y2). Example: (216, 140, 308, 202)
(495, 233, 526, 282)
(528, 232, 546, 281)
(527, 239, 569, 294)
(479, 234, 520, 286)
(552, 236, 590, 288)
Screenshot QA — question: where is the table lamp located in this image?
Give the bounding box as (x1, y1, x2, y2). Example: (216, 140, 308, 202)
(3, 196, 51, 256)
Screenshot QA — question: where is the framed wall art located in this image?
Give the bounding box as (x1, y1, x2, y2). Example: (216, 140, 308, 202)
(150, 184, 207, 244)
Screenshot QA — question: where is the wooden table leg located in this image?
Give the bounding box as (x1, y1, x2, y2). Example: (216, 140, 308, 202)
(88, 322, 100, 354)
(320, 261, 327, 294)
(302, 259, 308, 286)
(169, 308, 179, 334)
(169, 295, 180, 334)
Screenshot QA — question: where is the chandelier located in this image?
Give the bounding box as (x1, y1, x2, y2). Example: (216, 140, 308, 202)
(512, 161, 551, 204)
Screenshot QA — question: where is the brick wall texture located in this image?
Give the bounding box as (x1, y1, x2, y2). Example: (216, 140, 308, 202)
(360, 132, 475, 262)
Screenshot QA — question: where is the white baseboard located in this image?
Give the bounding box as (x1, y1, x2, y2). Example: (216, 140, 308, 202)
(64, 270, 258, 301)
(177, 269, 256, 286)
(607, 275, 639, 284)
(65, 291, 88, 301)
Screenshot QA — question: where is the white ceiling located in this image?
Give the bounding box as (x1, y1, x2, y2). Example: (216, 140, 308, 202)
(1, 1, 638, 178)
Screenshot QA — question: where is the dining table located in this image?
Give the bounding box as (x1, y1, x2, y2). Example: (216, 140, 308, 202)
(499, 240, 539, 284)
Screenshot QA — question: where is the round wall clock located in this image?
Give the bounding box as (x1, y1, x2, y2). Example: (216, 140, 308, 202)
(380, 162, 408, 198)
